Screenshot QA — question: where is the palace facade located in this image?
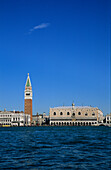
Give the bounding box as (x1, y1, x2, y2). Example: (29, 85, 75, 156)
(50, 103, 103, 126)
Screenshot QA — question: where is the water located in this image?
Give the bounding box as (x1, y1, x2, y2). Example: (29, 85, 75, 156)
(0, 126, 111, 169)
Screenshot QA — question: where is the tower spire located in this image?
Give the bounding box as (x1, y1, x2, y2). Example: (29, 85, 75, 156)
(25, 73, 31, 87)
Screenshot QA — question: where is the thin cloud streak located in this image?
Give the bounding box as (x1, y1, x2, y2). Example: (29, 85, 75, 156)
(29, 23, 50, 33)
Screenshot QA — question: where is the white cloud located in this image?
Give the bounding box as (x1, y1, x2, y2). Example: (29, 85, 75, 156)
(29, 23, 50, 33)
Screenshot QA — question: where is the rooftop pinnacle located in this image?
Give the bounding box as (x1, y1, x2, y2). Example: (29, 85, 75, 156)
(26, 73, 31, 87)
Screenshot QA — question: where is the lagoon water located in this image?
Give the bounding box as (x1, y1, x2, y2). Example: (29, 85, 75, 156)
(0, 126, 111, 169)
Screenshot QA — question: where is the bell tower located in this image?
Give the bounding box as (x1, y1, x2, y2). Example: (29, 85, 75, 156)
(24, 73, 32, 122)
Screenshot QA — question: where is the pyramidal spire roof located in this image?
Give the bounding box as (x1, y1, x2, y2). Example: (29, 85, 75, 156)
(25, 73, 31, 87)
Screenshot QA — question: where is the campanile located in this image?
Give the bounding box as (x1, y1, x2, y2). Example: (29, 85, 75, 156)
(24, 73, 32, 122)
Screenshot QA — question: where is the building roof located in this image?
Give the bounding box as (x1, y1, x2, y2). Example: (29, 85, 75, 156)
(52, 106, 96, 109)
(25, 73, 31, 87)
(106, 113, 111, 116)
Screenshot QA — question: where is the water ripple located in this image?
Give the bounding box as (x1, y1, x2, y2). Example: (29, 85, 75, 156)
(0, 126, 111, 169)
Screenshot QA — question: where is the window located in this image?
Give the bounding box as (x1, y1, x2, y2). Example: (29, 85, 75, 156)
(13, 118, 15, 121)
(54, 112, 56, 115)
(72, 113, 75, 116)
(92, 113, 95, 116)
(67, 112, 70, 115)
(85, 113, 88, 116)
(60, 112, 63, 115)
(78, 112, 81, 115)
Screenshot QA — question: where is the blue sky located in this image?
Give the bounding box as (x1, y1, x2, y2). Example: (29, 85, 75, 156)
(0, 0, 110, 115)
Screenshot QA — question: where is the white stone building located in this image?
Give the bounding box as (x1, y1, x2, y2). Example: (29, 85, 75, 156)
(50, 103, 104, 126)
(0, 109, 30, 127)
(105, 113, 111, 127)
(97, 109, 104, 123)
(32, 113, 49, 126)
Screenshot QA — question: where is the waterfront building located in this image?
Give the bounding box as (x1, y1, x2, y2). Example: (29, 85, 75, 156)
(24, 73, 32, 122)
(0, 109, 30, 127)
(98, 109, 104, 123)
(32, 113, 49, 126)
(105, 113, 111, 127)
(49, 103, 103, 126)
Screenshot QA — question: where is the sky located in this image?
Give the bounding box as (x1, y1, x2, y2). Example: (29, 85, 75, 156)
(0, 0, 110, 115)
